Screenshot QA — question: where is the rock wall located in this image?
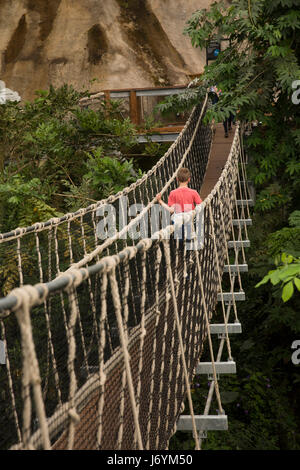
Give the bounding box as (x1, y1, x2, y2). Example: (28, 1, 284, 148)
(0, 0, 214, 100)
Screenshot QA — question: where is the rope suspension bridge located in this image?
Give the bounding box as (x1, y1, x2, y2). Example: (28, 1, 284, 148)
(0, 94, 253, 450)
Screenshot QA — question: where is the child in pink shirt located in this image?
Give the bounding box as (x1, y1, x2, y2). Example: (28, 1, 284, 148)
(156, 167, 202, 240)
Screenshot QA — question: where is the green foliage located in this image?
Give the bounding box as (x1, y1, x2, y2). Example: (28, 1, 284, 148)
(289, 211, 300, 228)
(62, 148, 143, 211)
(256, 252, 300, 302)
(155, 85, 206, 115)
(142, 141, 168, 158)
(140, 113, 162, 131)
(84, 148, 140, 198)
(255, 183, 291, 211)
(32, 84, 85, 115)
(266, 211, 300, 257)
(0, 85, 144, 231)
(0, 173, 62, 232)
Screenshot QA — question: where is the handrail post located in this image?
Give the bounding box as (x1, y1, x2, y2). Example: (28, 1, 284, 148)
(104, 90, 111, 118)
(130, 90, 140, 126)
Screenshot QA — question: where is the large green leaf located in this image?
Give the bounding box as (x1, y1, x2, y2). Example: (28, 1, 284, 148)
(282, 281, 294, 302)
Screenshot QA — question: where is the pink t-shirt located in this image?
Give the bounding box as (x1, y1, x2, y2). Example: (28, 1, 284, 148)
(168, 187, 202, 213)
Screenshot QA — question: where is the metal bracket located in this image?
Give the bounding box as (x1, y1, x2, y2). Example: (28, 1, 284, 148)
(217, 333, 227, 340)
(208, 373, 220, 381)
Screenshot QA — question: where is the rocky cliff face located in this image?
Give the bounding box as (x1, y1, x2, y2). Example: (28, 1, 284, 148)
(0, 0, 213, 100)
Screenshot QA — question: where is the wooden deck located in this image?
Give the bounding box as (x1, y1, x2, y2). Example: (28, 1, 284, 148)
(200, 123, 235, 200)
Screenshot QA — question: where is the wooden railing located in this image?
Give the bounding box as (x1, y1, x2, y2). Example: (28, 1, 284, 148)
(103, 85, 187, 126)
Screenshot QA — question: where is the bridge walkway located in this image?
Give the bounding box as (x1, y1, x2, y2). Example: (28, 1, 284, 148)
(200, 123, 235, 200)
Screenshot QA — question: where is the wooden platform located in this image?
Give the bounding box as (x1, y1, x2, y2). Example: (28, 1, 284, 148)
(200, 123, 235, 200)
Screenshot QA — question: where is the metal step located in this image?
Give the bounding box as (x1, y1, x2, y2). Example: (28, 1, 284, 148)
(210, 323, 242, 334)
(236, 199, 254, 206)
(0, 341, 5, 365)
(228, 240, 250, 248)
(196, 361, 236, 375)
(177, 415, 228, 432)
(217, 292, 245, 302)
(224, 264, 248, 273)
(232, 219, 252, 226)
